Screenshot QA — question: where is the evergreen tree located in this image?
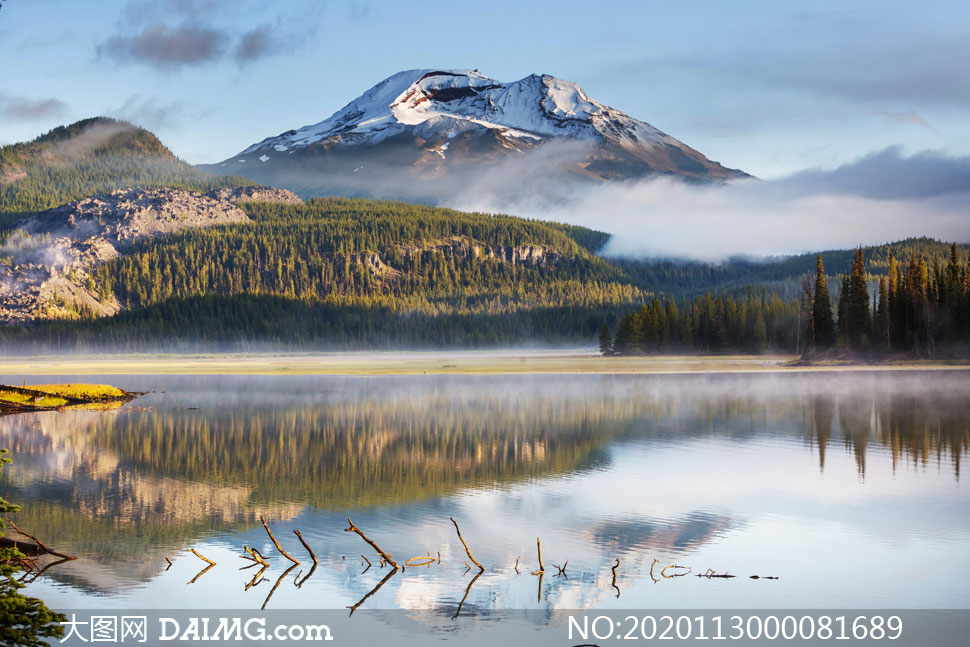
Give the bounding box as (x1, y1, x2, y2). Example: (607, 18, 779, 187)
(750, 310, 768, 354)
(598, 323, 613, 356)
(837, 274, 850, 347)
(875, 276, 890, 351)
(846, 247, 871, 349)
(712, 299, 730, 355)
(613, 312, 639, 355)
(812, 255, 836, 351)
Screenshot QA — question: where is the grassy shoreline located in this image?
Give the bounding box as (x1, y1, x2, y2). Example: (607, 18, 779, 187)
(1, 352, 968, 376)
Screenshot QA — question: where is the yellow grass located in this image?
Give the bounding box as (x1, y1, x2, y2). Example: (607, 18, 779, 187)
(25, 383, 126, 399)
(0, 389, 69, 406)
(0, 352, 967, 376)
(0, 383, 128, 412)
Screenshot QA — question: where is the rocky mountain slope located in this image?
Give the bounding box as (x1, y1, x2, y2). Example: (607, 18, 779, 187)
(0, 186, 300, 323)
(204, 69, 747, 204)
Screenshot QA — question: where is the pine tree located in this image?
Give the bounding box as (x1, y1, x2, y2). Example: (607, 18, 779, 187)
(875, 276, 890, 351)
(598, 323, 613, 356)
(837, 274, 850, 347)
(613, 312, 638, 355)
(751, 310, 768, 354)
(712, 298, 730, 355)
(812, 255, 836, 351)
(799, 276, 815, 356)
(846, 247, 871, 349)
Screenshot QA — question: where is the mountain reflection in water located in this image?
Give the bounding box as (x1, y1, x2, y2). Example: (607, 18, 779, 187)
(1, 371, 968, 609)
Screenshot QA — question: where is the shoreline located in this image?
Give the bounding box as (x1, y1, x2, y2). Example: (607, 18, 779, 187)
(1, 352, 969, 376)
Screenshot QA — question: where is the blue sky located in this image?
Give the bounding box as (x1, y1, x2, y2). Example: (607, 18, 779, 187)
(1, 0, 968, 179)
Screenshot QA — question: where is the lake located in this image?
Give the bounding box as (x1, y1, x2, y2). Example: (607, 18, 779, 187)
(2, 370, 968, 612)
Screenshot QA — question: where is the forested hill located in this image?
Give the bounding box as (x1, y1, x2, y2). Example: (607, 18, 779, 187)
(3, 188, 965, 350)
(0, 117, 248, 228)
(3, 197, 644, 348)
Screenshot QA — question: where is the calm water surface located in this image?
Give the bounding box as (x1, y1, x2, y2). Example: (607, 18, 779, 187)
(1, 371, 967, 611)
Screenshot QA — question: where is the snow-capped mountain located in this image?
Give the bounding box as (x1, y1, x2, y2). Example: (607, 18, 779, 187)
(205, 69, 747, 203)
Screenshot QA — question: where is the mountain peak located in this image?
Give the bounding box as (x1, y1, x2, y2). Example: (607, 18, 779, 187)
(216, 69, 747, 204)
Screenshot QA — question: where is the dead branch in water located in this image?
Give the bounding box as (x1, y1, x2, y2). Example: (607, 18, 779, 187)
(293, 530, 318, 565)
(553, 561, 568, 578)
(259, 516, 300, 565)
(649, 558, 659, 583)
(261, 563, 298, 610)
(697, 568, 735, 579)
(245, 564, 270, 591)
(611, 559, 621, 598)
(18, 557, 72, 584)
(348, 568, 397, 616)
(514, 556, 520, 574)
(530, 537, 545, 575)
(165, 557, 173, 571)
(187, 563, 215, 584)
(453, 568, 483, 619)
(189, 548, 216, 566)
(405, 556, 436, 567)
(5, 519, 77, 560)
(296, 563, 317, 588)
(244, 546, 269, 566)
(661, 564, 692, 578)
(450, 517, 484, 572)
(344, 517, 398, 570)
(749, 575, 779, 580)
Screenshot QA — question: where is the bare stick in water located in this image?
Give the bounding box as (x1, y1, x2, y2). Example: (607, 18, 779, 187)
(531, 537, 545, 575)
(661, 564, 691, 578)
(453, 569, 483, 619)
(293, 529, 318, 565)
(296, 563, 318, 588)
(450, 517, 485, 572)
(244, 546, 269, 566)
(611, 558, 621, 598)
(189, 548, 216, 566)
(344, 517, 398, 569)
(260, 516, 300, 565)
(348, 568, 397, 616)
(261, 563, 298, 610)
(6, 519, 77, 560)
(187, 563, 214, 584)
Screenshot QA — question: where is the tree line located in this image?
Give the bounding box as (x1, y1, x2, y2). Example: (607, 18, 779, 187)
(804, 243, 970, 357)
(603, 243, 970, 358)
(599, 291, 798, 355)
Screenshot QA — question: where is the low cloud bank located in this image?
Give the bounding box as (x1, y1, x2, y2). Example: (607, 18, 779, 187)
(449, 147, 970, 260)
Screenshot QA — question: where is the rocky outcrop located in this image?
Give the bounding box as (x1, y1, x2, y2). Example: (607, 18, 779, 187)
(0, 186, 303, 323)
(403, 236, 565, 267)
(207, 185, 303, 205)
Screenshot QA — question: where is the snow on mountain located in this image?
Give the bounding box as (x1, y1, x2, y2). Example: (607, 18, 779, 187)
(210, 69, 747, 204)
